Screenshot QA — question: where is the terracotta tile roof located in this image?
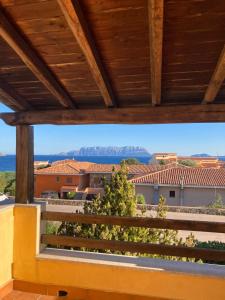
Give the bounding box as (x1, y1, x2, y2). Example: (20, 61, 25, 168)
(35, 160, 95, 175)
(178, 156, 218, 161)
(154, 153, 177, 156)
(131, 167, 225, 187)
(85, 163, 176, 174)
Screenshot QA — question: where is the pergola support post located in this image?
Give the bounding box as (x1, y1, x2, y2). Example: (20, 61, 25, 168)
(16, 125, 34, 203)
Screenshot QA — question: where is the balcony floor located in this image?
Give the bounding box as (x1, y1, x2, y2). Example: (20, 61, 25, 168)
(3, 290, 56, 299)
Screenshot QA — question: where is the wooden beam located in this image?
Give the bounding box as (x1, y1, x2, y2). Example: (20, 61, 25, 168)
(203, 45, 225, 103)
(42, 211, 225, 233)
(148, 0, 164, 106)
(0, 7, 76, 109)
(1, 104, 225, 125)
(0, 78, 32, 111)
(16, 125, 34, 203)
(57, 0, 116, 107)
(41, 234, 225, 262)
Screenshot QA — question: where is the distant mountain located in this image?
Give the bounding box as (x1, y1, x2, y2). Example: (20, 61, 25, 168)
(58, 146, 150, 157)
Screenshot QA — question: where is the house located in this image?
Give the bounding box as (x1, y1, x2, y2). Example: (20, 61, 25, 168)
(150, 153, 178, 164)
(35, 160, 175, 199)
(151, 152, 224, 168)
(86, 163, 176, 188)
(34, 160, 95, 198)
(131, 167, 225, 207)
(178, 156, 221, 168)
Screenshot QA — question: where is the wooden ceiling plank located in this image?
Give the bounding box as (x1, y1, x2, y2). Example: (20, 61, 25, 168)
(57, 0, 116, 107)
(0, 78, 32, 111)
(148, 0, 164, 106)
(2, 104, 225, 125)
(203, 46, 225, 103)
(0, 7, 76, 109)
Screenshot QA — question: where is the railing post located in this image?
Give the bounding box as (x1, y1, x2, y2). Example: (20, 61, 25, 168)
(16, 125, 34, 203)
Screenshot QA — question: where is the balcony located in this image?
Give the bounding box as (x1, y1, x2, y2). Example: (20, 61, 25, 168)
(0, 0, 225, 298)
(1, 203, 225, 299)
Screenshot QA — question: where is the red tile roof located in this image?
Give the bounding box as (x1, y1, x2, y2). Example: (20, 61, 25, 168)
(131, 167, 225, 187)
(178, 156, 218, 161)
(35, 160, 95, 175)
(85, 163, 176, 174)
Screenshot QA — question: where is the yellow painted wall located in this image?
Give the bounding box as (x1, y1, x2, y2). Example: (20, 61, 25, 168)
(11, 205, 225, 300)
(0, 207, 14, 287)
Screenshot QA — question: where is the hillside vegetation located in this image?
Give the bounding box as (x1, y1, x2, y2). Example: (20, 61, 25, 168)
(0, 172, 15, 195)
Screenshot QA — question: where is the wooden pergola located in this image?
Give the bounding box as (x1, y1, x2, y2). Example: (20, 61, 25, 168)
(0, 0, 225, 204)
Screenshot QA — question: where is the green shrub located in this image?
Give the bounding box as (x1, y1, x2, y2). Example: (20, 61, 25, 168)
(67, 191, 76, 199)
(208, 194, 225, 209)
(178, 160, 197, 167)
(196, 241, 225, 264)
(57, 162, 195, 261)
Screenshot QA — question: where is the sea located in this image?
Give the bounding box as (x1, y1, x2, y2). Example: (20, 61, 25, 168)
(0, 155, 151, 172)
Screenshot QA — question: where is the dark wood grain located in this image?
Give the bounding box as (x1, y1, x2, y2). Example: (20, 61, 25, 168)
(41, 211, 225, 233)
(203, 46, 225, 103)
(0, 78, 32, 111)
(2, 104, 225, 125)
(16, 125, 34, 203)
(41, 234, 225, 262)
(0, 0, 224, 111)
(57, 0, 116, 107)
(0, 6, 76, 108)
(148, 0, 164, 106)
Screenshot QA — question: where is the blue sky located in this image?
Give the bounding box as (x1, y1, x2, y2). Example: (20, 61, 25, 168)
(0, 103, 225, 155)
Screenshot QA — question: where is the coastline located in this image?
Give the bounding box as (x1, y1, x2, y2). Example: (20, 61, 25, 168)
(0, 155, 151, 172)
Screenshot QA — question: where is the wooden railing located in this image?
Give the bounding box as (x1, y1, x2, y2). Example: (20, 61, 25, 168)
(41, 212, 225, 262)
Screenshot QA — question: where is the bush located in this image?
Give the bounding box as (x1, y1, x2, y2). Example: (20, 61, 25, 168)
(121, 158, 141, 165)
(195, 241, 225, 264)
(0, 172, 15, 195)
(46, 222, 59, 235)
(57, 162, 195, 261)
(208, 194, 225, 209)
(178, 160, 197, 167)
(67, 191, 76, 199)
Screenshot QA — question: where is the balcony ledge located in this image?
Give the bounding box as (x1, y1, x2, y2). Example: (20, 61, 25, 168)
(38, 248, 225, 278)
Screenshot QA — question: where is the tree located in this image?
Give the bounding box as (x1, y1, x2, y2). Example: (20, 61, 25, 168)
(158, 159, 166, 165)
(4, 178, 16, 196)
(57, 162, 195, 260)
(178, 160, 197, 167)
(136, 194, 146, 205)
(121, 158, 141, 165)
(0, 172, 15, 194)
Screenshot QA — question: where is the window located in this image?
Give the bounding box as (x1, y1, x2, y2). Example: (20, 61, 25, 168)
(66, 177, 73, 184)
(169, 191, 175, 198)
(56, 176, 60, 182)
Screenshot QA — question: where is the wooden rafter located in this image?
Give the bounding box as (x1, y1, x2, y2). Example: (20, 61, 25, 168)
(0, 7, 76, 109)
(203, 45, 225, 103)
(148, 0, 164, 106)
(0, 78, 32, 111)
(58, 0, 116, 107)
(2, 104, 225, 126)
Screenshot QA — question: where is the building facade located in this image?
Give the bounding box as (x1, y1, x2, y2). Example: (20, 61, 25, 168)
(132, 167, 225, 206)
(34, 160, 92, 198)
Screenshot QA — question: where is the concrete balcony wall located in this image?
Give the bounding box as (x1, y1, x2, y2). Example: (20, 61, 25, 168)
(0, 206, 14, 288)
(2, 203, 225, 299)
